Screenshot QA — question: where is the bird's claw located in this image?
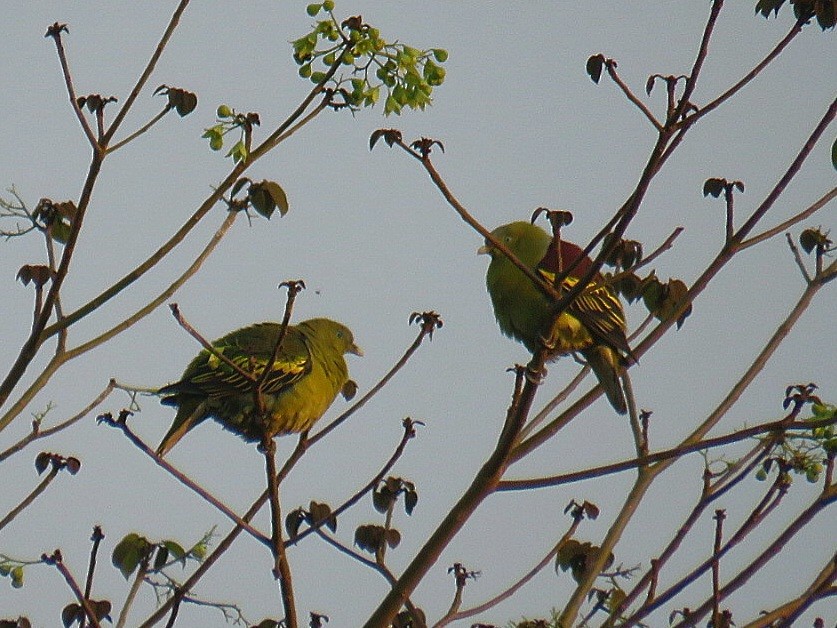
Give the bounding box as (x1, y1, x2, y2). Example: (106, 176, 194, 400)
(524, 365, 546, 384)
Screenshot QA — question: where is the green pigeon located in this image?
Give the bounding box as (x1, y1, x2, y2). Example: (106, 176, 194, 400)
(479, 221, 630, 414)
(157, 318, 362, 455)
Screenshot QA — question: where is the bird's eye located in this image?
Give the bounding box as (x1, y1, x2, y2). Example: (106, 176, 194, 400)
(504, 236, 512, 243)
(336, 331, 343, 339)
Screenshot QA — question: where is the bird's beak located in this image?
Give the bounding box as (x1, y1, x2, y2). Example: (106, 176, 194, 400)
(349, 343, 363, 357)
(477, 243, 491, 256)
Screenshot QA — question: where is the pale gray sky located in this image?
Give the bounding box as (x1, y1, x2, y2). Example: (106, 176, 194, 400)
(0, 2, 834, 626)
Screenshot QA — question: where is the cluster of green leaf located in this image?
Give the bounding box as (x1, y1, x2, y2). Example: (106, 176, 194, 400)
(32, 199, 78, 244)
(755, 0, 836, 29)
(293, 2, 447, 114)
(799, 226, 833, 256)
(229, 177, 289, 220)
(756, 398, 837, 484)
(111, 531, 208, 581)
(0, 558, 25, 589)
(201, 105, 260, 163)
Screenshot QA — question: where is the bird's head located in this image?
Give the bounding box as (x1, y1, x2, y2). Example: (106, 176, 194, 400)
(300, 318, 363, 357)
(477, 221, 551, 267)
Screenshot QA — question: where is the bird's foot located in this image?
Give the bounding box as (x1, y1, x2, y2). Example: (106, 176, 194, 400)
(525, 365, 547, 384)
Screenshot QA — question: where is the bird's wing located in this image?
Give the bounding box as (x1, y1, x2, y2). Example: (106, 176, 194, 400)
(539, 269, 631, 356)
(183, 324, 311, 398)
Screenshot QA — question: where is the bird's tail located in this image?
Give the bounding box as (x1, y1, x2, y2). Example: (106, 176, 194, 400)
(156, 399, 206, 456)
(582, 346, 627, 415)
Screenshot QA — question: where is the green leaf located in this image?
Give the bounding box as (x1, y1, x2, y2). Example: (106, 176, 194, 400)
(217, 104, 233, 118)
(432, 48, 448, 62)
(153, 546, 168, 571)
(322, 0, 334, 11)
(226, 140, 247, 163)
(404, 489, 418, 515)
(51, 220, 72, 244)
(262, 180, 289, 216)
(35, 452, 51, 475)
(10, 566, 23, 588)
(250, 189, 273, 218)
(306, 3, 321, 17)
(112, 533, 149, 580)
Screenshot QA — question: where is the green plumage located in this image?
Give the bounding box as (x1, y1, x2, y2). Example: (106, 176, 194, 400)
(157, 318, 362, 455)
(480, 221, 629, 414)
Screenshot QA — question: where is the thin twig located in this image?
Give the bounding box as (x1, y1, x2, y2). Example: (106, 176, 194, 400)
(786, 232, 813, 283)
(628, 474, 790, 625)
(115, 557, 149, 628)
(605, 60, 663, 131)
(672, 485, 836, 627)
(433, 517, 582, 627)
(107, 108, 170, 154)
(672, 0, 724, 123)
(363, 350, 548, 626)
(736, 186, 835, 250)
(740, 554, 837, 627)
(0, 379, 116, 462)
(102, 0, 191, 144)
(711, 510, 726, 626)
(263, 439, 297, 628)
(258, 280, 304, 391)
(518, 365, 589, 440)
(0, 212, 238, 433)
(44, 551, 102, 628)
(104, 415, 269, 545)
(312, 527, 425, 622)
(0, 466, 60, 532)
(680, 18, 806, 129)
(82, 526, 105, 626)
(287, 419, 416, 547)
(169, 301, 255, 384)
(605, 441, 777, 626)
(46, 25, 98, 149)
(500, 415, 835, 492)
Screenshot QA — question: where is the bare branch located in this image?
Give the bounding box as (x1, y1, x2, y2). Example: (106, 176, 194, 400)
(738, 186, 837, 251)
(605, 59, 663, 130)
(0, 379, 116, 462)
(0, 464, 60, 532)
(102, 0, 192, 144)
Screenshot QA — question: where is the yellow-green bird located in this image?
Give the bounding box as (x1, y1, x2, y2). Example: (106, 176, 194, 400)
(157, 318, 362, 455)
(479, 221, 630, 414)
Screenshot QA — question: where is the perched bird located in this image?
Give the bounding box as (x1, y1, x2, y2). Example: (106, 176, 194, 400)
(157, 318, 362, 455)
(479, 221, 630, 414)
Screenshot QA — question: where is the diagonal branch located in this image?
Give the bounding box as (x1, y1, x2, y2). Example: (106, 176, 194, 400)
(102, 0, 191, 144)
(0, 380, 115, 462)
(738, 186, 837, 251)
(46, 24, 98, 149)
